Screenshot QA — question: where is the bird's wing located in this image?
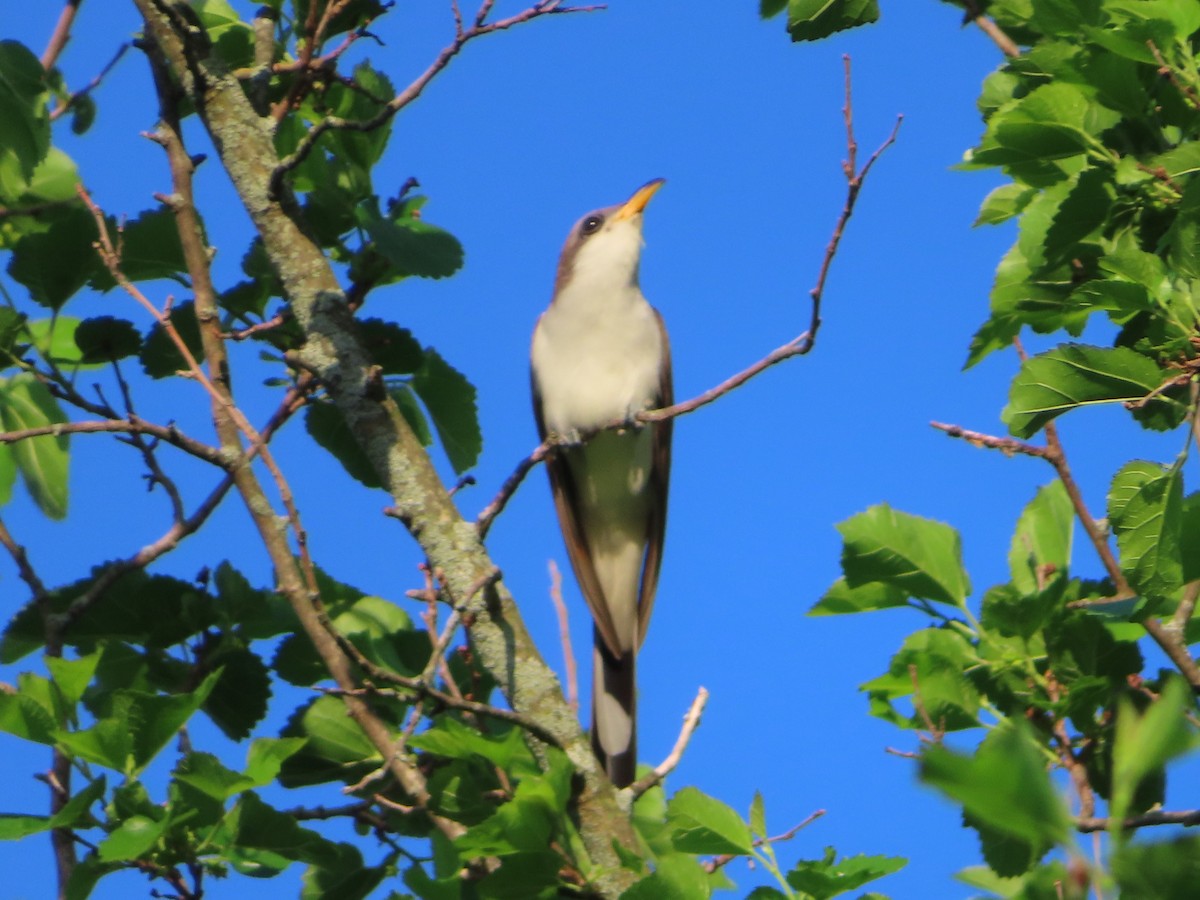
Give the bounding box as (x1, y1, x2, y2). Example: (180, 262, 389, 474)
(637, 309, 672, 648)
(531, 369, 625, 658)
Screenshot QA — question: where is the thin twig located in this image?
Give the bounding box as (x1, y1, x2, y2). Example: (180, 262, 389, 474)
(1147, 40, 1200, 111)
(49, 42, 131, 121)
(548, 560, 578, 713)
(626, 687, 709, 798)
(705, 809, 827, 872)
(1077, 808, 1200, 833)
(40, 0, 83, 71)
(960, 0, 1020, 58)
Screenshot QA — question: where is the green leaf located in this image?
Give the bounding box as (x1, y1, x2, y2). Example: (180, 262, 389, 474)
(0, 373, 69, 518)
(358, 318, 424, 374)
(1107, 461, 1184, 604)
(88, 208, 188, 290)
(1110, 678, 1194, 828)
(411, 717, 527, 770)
(244, 737, 307, 788)
(278, 696, 382, 788)
(74, 316, 142, 363)
(749, 791, 767, 840)
(5, 206, 101, 309)
(139, 301, 204, 379)
(1001, 344, 1174, 438)
(786, 0, 880, 42)
(60, 672, 220, 775)
(203, 646, 272, 740)
(0, 688, 57, 744)
(920, 719, 1071, 847)
(50, 776, 106, 830)
(1007, 480, 1073, 594)
(862, 628, 982, 731)
(0, 814, 51, 840)
(1112, 835, 1200, 899)
(760, 0, 787, 17)
(0, 40, 50, 183)
(411, 348, 481, 474)
(974, 183, 1036, 226)
(97, 814, 168, 862)
(357, 202, 464, 280)
(836, 504, 970, 607)
(1166, 175, 1200, 279)
(963, 809, 1047, 879)
(785, 848, 906, 899)
(809, 577, 909, 616)
(665, 786, 753, 856)
(46, 651, 101, 709)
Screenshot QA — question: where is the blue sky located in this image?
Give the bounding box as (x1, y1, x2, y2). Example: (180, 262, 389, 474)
(4, 2, 1190, 898)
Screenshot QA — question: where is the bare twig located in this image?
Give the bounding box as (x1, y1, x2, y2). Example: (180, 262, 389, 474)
(548, 560, 578, 713)
(930, 421, 1048, 459)
(626, 687, 709, 798)
(1077, 808, 1200, 833)
(1148, 40, 1200, 111)
(705, 809, 827, 872)
(960, 0, 1020, 58)
(272, 0, 605, 195)
(0, 415, 221, 464)
(50, 42, 131, 121)
(40, 0, 83, 71)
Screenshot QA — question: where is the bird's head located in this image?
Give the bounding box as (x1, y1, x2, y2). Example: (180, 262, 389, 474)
(553, 178, 665, 299)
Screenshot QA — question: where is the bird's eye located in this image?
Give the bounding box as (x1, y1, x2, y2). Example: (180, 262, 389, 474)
(581, 214, 604, 235)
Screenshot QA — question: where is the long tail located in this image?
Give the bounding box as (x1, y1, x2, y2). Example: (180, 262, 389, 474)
(592, 627, 637, 787)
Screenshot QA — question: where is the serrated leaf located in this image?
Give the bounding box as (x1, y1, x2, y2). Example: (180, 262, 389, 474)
(74, 316, 142, 363)
(665, 786, 753, 855)
(357, 203, 464, 280)
(5, 206, 100, 309)
(87, 208, 188, 289)
(1107, 461, 1183, 601)
(97, 814, 167, 862)
(358, 318, 424, 374)
(46, 651, 101, 709)
(139, 302, 203, 379)
(0, 40, 50, 183)
(0, 373, 69, 518)
(1110, 679, 1193, 827)
(786, 849, 906, 899)
(837, 504, 970, 607)
(921, 719, 1071, 847)
(1002, 344, 1175, 438)
(786, 0, 880, 42)
(809, 577, 909, 616)
(203, 646, 272, 740)
(411, 348, 480, 474)
(1008, 480, 1073, 594)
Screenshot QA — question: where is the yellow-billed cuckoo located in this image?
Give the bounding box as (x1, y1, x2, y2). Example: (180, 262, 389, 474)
(530, 179, 672, 788)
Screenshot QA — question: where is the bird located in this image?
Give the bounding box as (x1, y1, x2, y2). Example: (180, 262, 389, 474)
(530, 179, 672, 788)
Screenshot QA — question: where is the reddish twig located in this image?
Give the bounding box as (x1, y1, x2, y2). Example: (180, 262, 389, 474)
(960, 0, 1020, 58)
(40, 0, 82, 71)
(0, 418, 221, 464)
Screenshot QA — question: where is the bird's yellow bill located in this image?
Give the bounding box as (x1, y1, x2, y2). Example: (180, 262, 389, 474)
(614, 178, 666, 221)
